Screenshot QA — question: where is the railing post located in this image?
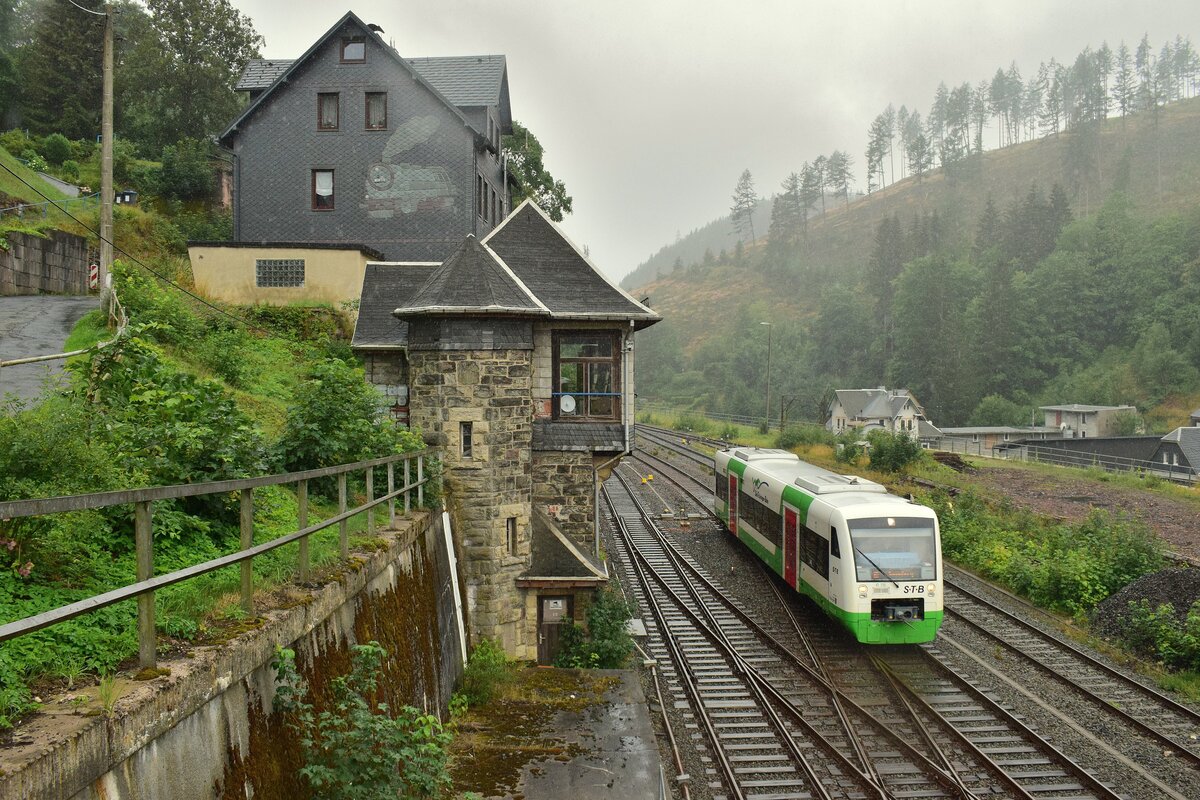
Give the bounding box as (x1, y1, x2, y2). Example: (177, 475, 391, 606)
(135, 500, 155, 669)
(387, 461, 396, 527)
(366, 466, 375, 535)
(417, 453, 425, 508)
(240, 489, 253, 616)
(338, 472, 348, 559)
(403, 455, 411, 515)
(297, 479, 309, 582)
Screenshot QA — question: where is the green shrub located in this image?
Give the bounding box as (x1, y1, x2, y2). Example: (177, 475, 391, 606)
(0, 129, 32, 156)
(776, 424, 833, 450)
(59, 159, 79, 182)
(273, 642, 452, 799)
(866, 430, 924, 472)
(158, 138, 215, 201)
(41, 133, 70, 165)
(1117, 600, 1200, 670)
(672, 412, 711, 434)
(459, 639, 512, 706)
(20, 148, 47, 172)
(111, 260, 203, 345)
(553, 588, 633, 669)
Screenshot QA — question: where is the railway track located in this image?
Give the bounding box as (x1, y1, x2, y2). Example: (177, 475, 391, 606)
(607, 463, 1141, 799)
(605, 467, 962, 800)
(623, 430, 1200, 798)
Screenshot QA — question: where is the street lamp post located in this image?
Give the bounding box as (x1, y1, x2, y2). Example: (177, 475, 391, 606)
(760, 321, 772, 431)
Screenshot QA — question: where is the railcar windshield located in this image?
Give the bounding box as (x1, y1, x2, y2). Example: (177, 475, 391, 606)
(848, 516, 937, 582)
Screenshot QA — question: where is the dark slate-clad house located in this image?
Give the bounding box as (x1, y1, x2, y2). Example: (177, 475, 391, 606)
(222, 11, 512, 262)
(353, 200, 660, 662)
(1151, 426, 1200, 478)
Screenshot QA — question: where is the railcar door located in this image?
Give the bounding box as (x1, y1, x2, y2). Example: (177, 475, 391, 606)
(727, 474, 738, 534)
(783, 507, 798, 587)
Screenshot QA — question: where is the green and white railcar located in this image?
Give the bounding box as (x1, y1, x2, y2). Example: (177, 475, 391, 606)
(714, 447, 942, 644)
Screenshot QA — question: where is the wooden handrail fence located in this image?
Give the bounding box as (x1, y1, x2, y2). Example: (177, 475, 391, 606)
(0, 450, 435, 669)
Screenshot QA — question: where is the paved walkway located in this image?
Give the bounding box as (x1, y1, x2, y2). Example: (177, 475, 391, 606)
(0, 295, 98, 406)
(516, 670, 662, 799)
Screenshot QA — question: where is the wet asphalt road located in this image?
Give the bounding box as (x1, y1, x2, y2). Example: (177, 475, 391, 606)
(0, 295, 98, 406)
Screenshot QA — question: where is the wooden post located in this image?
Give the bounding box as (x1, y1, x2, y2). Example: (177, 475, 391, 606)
(135, 500, 155, 669)
(387, 462, 396, 526)
(240, 489, 253, 616)
(297, 479, 309, 581)
(366, 466, 374, 535)
(403, 456, 410, 516)
(338, 472, 348, 559)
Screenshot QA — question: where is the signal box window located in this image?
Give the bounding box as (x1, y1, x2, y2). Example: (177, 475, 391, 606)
(341, 37, 365, 63)
(312, 170, 334, 210)
(317, 93, 339, 130)
(365, 92, 387, 129)
(554, 332, 619, 420)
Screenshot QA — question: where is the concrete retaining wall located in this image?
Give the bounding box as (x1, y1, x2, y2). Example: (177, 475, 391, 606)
(1, 510, 462, 800)
(0, 230, 89, 296)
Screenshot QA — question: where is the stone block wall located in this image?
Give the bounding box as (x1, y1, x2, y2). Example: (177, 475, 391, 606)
(532, 451, 597, 552)
(362, 351, 409, 421)
(409, 347, 536, 658)
(0, 230, 89, 296)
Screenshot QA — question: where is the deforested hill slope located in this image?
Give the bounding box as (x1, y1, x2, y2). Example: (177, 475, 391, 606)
(632, 96, 1200, 360)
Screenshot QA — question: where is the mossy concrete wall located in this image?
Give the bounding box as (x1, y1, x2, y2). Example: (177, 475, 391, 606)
(1, 511, 461, 800)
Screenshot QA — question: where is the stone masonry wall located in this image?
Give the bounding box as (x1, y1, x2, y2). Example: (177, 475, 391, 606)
(409, 348, 536, 658)
(4, 513, 459, 800)
(532, 451, 596, 552)
(0, 230, 89, 296)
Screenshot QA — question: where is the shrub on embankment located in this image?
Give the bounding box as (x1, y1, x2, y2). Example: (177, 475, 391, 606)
(0, 259, 431, 732)
(924, 489, 1166, 617)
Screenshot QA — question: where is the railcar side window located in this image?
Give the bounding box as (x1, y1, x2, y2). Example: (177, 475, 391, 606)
(736, 488, 782, 548)
(715, 472, 728, 502)
(830, 526, 841, 558)
(800, 525, 829, 579)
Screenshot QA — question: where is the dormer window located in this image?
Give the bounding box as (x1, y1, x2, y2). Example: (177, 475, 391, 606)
(341, 37, 365, 63)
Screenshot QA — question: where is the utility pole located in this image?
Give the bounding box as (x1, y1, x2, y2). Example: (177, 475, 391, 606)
(760, 321, 772, 432)
(99, 4, 114, 308)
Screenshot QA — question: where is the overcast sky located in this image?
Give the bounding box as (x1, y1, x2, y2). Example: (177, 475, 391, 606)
(232, 1, 1200, 282)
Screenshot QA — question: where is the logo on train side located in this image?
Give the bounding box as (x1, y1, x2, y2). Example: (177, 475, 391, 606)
(751, 477, 770, 504)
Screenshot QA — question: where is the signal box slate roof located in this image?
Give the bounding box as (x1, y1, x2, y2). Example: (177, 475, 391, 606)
(481, 201, 660, 326)
(393, 234, 547, 317)
(352, 263, 439, 349)
(380, 200, 660, 329)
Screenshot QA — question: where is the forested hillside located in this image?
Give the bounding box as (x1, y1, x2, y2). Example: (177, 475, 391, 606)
(630, 96, 1200, 430)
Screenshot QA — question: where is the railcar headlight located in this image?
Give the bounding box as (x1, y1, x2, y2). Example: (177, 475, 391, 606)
(927, 584, 937, 596)
(857, 584, 868, 597)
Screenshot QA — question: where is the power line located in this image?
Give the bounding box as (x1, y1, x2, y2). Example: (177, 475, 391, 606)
(0, 159, 270, 334)
(65, 0, 107, 16)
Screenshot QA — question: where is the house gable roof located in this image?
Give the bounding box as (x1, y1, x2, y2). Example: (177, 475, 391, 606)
(393, 234, 548, 317)
(1161, 426, 1200, 470)
(236, 53, 511, 129)
(833, 388, 920, 421)
(482, 200, 660, 328)
(352, 262, 440, 349)
(221, 11, 479, 144)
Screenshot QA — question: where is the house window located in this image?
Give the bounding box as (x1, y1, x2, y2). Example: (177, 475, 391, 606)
(317, 93, 339, 130)
(312, 170, 334, 210)
(255, 259, 305, 288)
(554, 332, 620, 420)
(506, 517, 518, 556)
(477, 174, 485, 219)
(341, 37, 365, 63)
(460, 421, 473, 459)
(365, 92, 387, 129)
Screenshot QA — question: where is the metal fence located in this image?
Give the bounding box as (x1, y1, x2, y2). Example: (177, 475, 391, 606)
(0, 191, 100, 219)
(934, 436, 1199, 485)
(0, 450, 436, 668)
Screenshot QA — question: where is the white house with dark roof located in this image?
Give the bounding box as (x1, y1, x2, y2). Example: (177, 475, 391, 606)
(826, 387, 927, 439)
(1040, 404, 1138, 438)
(354, 200, 660, 662)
